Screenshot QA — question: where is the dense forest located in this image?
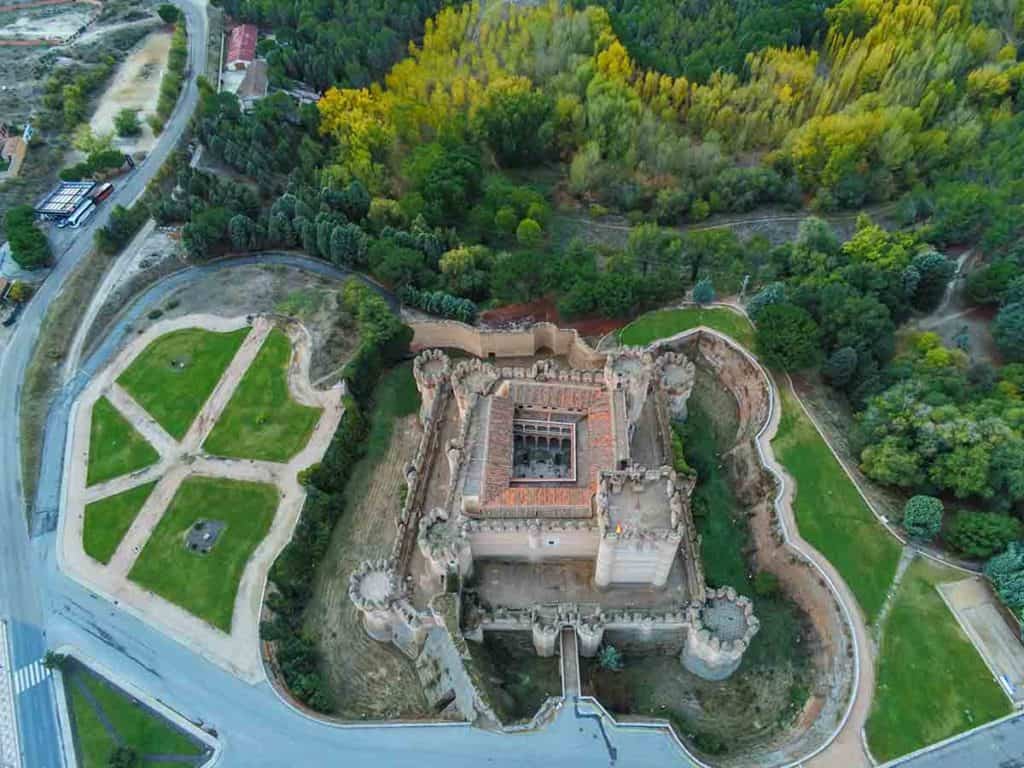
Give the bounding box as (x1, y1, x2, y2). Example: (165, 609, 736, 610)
(167, 0, 1024, 611)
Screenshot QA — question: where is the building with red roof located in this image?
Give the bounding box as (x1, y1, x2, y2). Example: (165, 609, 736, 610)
(226, 23, 257, 70)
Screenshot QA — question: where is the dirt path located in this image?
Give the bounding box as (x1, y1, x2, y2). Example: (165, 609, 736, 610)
(59, 314, 345, 683)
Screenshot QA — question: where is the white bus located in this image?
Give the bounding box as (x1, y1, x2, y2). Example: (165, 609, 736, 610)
(67, 200, 96, 229)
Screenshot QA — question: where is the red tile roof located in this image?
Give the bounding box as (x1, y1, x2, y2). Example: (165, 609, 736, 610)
(227, 24, 257, 64)
(476, 382, 615, 519)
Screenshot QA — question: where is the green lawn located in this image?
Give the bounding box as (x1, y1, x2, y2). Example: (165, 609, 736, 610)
(202, 328, 322, 462)
(619, 307, 755, 349)
(68, 664, 201, 768)
(83, 482, 156, 564)
(118, 327, 250, 440)
(128, 476, 278, 631)
(866, 559, 1011, 761)
(772, 388, 901, 623)
(86, 397, 160, 487)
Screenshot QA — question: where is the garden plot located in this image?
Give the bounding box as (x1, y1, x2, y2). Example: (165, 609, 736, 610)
(60, 314, 345, 682)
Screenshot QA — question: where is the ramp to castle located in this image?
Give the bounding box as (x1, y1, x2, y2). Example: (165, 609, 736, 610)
(560, 626, 581, 698)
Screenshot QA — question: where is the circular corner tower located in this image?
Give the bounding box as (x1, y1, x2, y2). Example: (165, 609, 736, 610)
(654, 351, 696, 421)
(412, 348, 451, 423)
(348, 559, 401, 643)
(681, 587, 760, 681)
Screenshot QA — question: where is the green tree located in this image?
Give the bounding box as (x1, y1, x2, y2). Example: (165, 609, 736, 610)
(755, 303, 821, 370)
(994, 302, 1024, 362)
(114, 108, 141, 137)
(902, 495, 943, 541)
(157, 3, 179, 22)
(823, 347, 858, 388)
(948, 512, 1022, 559)
(473, 79, 554, 167)
(4, 205, 52, 269)
(692, 277, 716, 305)
(746, 282, 786, 321)
(516, 218, 543, 247)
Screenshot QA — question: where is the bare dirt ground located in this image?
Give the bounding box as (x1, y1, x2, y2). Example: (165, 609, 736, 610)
(302, 413, 431, 719)
(88, 263, 359, 384)
(90, 30, 171, 154)
(0, 2, 95, 41)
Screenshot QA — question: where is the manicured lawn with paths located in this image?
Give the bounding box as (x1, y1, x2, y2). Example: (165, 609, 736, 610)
(117, 327, 250, 440)
(772, 387, 901, 623)
(87, 397, 160, 486)
(128, 476, 278, 632)
(202, 328, 322, 462)
(67, 663, 201, 768)
(619, 307, 755, 349)
(866, 558, 1011, 761)
(83, 481, 157, 564)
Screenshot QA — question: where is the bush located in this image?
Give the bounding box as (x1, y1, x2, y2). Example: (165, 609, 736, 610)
(157, 3, 179, 22)
(516, 217, 543, 247)
(948, 511, 1022, 559)
(986, 542, 1024, 611)
(114, 108, 142, 137)
(753, 571, 781, 597)
(598, 644, 624, 671)
(902, 495, 943, 541)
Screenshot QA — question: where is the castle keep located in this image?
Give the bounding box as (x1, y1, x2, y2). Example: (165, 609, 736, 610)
(349, 327, 759, 717)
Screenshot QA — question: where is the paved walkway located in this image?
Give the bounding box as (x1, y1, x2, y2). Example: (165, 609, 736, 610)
(59, 314, 345, 682)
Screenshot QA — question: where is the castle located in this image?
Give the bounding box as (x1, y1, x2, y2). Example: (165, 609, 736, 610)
(349, 330, 758, 717)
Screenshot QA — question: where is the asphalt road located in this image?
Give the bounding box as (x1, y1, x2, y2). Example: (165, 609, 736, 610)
(0, 1, 208, 765)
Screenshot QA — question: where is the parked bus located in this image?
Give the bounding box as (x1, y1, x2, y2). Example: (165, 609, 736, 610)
(67, 200, 96, 228)
(90, 182, 114, 203)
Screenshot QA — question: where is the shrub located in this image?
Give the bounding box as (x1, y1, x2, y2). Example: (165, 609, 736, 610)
(115, 108, 141, 137)
(902, 495, 943, 541)
(948, 511, 1022, 559)
(157, 3, 179, 22)
(753, 571, 780, 597)
(986, 542, 1024, 611)
(598, 644, 624, 671)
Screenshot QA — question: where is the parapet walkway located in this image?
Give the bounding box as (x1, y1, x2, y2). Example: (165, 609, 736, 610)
(560, 627, 581, 698)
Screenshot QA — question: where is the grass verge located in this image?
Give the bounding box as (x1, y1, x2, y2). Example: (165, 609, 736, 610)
(619, 306, 755, 349)
(66, 661, 201, 768)
(129, 476, 277, 631)
(202, 328, 322, 462)
(86, 397, 160, 486)
(772, 387, 901, 623)
(866, 558, 1011, 761)
(21, 247, 116, 515)
(83, 481, 157, 564)
(117, 326, 249, 440)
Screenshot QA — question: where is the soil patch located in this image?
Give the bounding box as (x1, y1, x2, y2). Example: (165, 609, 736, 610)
(89, 30, 172, 154)
(480, 295, 625, 337)
(303, 367, 430, 719)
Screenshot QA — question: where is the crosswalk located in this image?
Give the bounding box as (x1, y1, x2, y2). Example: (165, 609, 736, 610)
(0, 620, 21, 768)
(12, 660, 50, 695)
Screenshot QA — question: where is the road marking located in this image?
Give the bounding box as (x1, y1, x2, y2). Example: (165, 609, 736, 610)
(0, 621, 22, 768)
(13, 660, 50, 694)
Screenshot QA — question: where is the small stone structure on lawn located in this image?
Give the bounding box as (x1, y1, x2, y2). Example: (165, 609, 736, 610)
(348, 325, 759, 721)
(185, 520, 225, 554)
